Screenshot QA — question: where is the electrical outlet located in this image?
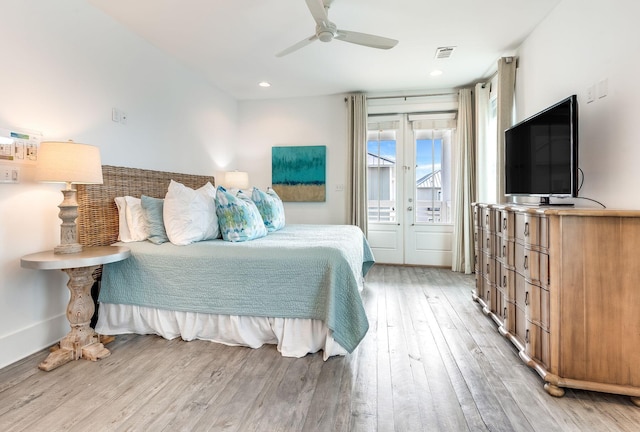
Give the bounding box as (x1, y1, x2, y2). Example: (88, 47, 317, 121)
(0, 164, 19, 183)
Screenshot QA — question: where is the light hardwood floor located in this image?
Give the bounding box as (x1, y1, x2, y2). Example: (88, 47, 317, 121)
(2, 265, 640, 431)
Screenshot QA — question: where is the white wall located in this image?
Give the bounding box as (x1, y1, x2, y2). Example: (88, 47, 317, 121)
(0, 0, 238, 369)
(515, 0, 640, 208)
(237, 96, 349, 224)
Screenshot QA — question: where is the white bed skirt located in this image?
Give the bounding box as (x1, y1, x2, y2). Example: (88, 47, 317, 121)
(95, 303, 348, 361)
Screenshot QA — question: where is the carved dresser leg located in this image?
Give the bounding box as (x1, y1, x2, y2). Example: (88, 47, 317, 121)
(544, 383, 565, 398)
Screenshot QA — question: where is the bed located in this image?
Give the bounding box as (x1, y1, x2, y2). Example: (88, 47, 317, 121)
(77, 165, 374, 360)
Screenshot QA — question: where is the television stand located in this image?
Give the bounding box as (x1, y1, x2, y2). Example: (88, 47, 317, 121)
(473, 203, 640, 404)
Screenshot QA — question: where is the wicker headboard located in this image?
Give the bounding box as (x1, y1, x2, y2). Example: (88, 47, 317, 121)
(77, 165, 215, 248)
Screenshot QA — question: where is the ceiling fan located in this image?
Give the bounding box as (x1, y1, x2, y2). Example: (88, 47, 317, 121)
(276, 0, 398, 57)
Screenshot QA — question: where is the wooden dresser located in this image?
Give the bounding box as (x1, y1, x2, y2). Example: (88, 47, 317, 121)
(473, 203, 640, 405)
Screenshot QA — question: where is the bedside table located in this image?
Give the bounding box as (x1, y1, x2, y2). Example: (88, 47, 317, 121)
(21, 245, 131, 371)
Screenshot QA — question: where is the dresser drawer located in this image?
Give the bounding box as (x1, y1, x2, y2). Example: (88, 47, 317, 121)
(482, 231, 495, 255)
(496, 289, 507, 324)
(515, 213, 542, 247)
(501, 267, 516, 302)
(539, 252, 549, 288)
(496, 209, 515, 238)
(498, 237, 515, 266)
(515, 271, 526, 308)
(482, 277, 497, 314)
(503, 301, 517, 335)
(482, 207, 493, 232)
(525, 321, 550, 368)
(483, 251, 495, 284)
(514, 304, 527, 347)
(524, 282, 549, 330)
(515, 243, 541, 283)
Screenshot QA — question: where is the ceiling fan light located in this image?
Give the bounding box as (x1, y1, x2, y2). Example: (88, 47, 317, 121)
(318, 30, 334, 42)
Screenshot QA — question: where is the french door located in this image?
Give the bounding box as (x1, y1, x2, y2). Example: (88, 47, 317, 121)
(367, 115, 453, 266)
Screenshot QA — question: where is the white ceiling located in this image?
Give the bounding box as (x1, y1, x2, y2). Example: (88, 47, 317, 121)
(87, 0, 561, 101)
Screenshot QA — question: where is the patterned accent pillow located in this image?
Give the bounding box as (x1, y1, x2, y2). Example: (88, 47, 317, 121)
(215, 186, 267, 242)
(251, 187, 285, 232)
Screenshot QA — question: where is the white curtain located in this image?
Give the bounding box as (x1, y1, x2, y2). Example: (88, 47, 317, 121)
(474, 82, 493, 203)
(451, 88, 475, 273)
(346, 93, 368, 237)
(496, 57, 517, 202)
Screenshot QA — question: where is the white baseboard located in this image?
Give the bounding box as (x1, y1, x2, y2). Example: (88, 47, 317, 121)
(0, 314, 68, 370)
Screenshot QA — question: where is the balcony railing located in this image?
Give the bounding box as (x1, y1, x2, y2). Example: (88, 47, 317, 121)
(368, 200, 451, 223)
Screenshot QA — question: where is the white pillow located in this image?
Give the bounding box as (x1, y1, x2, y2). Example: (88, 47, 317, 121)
(114, 197, 132, 242)
(124, 196, 149, 241)
(163, 180, 219, 245)
(114, 196, 149, 242)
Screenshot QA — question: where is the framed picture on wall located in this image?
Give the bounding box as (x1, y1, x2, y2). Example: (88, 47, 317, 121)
(271, 145, 326, 202)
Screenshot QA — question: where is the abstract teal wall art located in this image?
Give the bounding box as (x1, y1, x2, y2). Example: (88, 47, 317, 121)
(272, 145, 326, 202)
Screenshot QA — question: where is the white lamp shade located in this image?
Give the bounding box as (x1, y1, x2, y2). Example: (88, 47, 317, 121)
(35, 141, 103, 184)
(225, 171, 249, 189)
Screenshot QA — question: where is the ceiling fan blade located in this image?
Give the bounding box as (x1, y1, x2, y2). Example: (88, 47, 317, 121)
(275, 34, 318, 57)
(305, 0, 329, 26)
(335, 30, 398, 50)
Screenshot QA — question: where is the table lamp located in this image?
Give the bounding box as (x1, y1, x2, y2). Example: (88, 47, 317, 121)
(35, 141, 103, 254)
(225, 170, 250, 191)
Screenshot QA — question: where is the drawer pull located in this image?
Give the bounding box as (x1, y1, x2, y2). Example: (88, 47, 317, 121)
(503, 217, 507, 230)
(524, 255, 528, 270)
(486, 263, 490, 274)
(525, 329, 530, 343)
(502, 244, 506, 256)
(525, 291, 529, 306)
(486, 290, 490, 301)
(504, 307, 507, 318)
(503, 275, 507, 287)
(524, 222, 529, 237)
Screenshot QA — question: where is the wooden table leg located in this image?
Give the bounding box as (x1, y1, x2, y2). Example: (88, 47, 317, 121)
(39, 265, 111, 371)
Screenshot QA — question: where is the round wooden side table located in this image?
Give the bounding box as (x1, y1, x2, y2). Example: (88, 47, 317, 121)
(21, 245, 131, 371)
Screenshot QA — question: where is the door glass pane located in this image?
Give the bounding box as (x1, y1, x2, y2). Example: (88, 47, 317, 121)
(367, 130, 396, 222)
(415, 129, 451, 224)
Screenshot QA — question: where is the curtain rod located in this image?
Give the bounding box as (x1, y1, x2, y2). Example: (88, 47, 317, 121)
(481, 70, 499, 88)
(368, 110, 457, 117)
(366, 92, 457, 101)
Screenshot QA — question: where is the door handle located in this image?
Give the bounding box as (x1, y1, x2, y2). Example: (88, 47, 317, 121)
(407, 206, 413, 211)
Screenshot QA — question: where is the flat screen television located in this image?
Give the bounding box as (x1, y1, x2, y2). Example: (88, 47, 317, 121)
(504, 95, 578, 205)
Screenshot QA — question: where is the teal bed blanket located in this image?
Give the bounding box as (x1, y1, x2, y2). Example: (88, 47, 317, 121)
(100, 224, 374, 353)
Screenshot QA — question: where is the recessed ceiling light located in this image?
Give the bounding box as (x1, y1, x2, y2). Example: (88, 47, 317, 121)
(430, 70, 443, 77)
(258, 81, 271, 88)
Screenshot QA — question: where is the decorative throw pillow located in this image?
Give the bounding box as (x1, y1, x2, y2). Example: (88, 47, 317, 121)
(124, 196, 149, 242)
(163, 180, 219, 246)
(141, 195, 169, 244)
(251, 187, 285, 232)
(215, 186, 267, 242)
